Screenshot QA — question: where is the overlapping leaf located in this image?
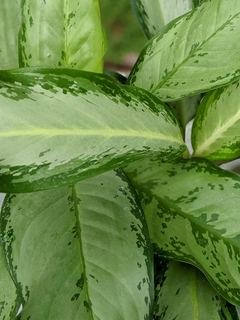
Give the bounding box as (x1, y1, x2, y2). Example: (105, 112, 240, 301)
(192, 81, 240, 161)
(128, 0, 240, 101)
(125, 157, 240, 306)
(0, 170, 153, 319)
(154, 258, 239, 319)
(130, 0, 193, 39)
(19, 0, 105, 72)
(0, 0, 21, 69)
(0, 67, 185, 193)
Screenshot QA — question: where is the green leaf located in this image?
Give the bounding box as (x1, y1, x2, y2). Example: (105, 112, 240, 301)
(0, 245, 20, 319)
(125, 157, 240, 306)
(193, 0, 205, 6)
(171, 94, 203, 131)
(0, 0, 21, 69)
(154, 258, 239, 319)
(130, 0, 193, 39)
(0, 67, 185, 193)
(192, 81, 240, 161)
(128, 0, 240, 102)
(19, 0, 105, 72)
(1, 170, 154, 319)
(103, 69, 127, 84)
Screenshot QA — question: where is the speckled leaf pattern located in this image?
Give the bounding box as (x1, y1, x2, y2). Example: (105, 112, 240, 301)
(125, 157, 240, 306)
(0, 170, 154, 319)
(0, 0, 21, 69)
(192, 81, 240, 161)
(0, 67, 185, 193)
(19, 0, 105, 72)
(130, 0, 193, 39)
(128, 0, 240, 102)
(154, 259, 239, 319)
(0, 246, 20, 319)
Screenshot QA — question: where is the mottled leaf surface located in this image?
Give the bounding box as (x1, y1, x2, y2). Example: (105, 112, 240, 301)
(130, 0, 193, 39)
(154, 258, 239, 319)
(0, 67, 185, 193)
(0, 246, 19, 319)
(0, 0, 21, 69)
(154, 259, 239, 320)
(128, 0, 240, 101)
(125, 157, 240, 306)
(192, 81, 240, 161)
(0, 170, 153, 319)
(19, 0, 105, 72)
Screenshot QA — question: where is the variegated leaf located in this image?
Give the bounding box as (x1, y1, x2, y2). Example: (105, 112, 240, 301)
(128, 0, 240, 102)
(0, 0, 21, 69)
(0, 244, 19, 319)
(130, 0, 193, 39)
(19, 0, 105, 72)
(192, 81, 240, 161)
(1, 170, 153, 319)
(154, 258, 239, 319)
(0, 67, 185, 193)
(125, 157, 240, 306)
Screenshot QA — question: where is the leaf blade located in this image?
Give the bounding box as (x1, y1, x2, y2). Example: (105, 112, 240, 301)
(0, 0, 21, 69)
(130, 0, 193, 39)
(125, 157, 240, 306)
(128, 0, 240, 101)
(192, 81, 240, 161)
(0, 67, 185, 192)
(0, 247, 20, 319)
(19, 0, 105, 72)
(1, 170, 154, 319)
(154, 258, 239, 319)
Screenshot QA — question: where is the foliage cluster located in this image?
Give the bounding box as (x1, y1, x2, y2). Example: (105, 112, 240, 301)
(0, 0, 240, 319)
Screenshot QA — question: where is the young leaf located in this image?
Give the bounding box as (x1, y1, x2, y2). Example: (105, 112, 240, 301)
(0, 0, 21, 69)
(192, 81, 240, 161)
(0, 170, 154, 319)
(125, 157, 240, 306)
(130, 0, 193, 39)
(0, 67, 185, 193)
(154, 258, 239, 319)
(128, 0, 240, 102)
(19, 0, 105, 72)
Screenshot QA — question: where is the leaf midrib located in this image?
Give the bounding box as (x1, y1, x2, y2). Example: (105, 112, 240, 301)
(72, 185, 94, 320)
(0, 128, 182, 143)
(151, 9, 240, 94)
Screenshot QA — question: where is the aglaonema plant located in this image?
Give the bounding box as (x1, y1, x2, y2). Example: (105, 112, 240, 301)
(1, 0, 240, 318)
